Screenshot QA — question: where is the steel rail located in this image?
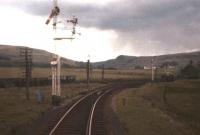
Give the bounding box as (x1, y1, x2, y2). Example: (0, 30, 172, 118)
(87, 90, 111, 135)
(48, 89, 99, 135)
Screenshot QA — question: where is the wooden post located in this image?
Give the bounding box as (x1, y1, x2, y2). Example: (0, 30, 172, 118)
(20, 47, 32, 100)
(102, 64, 104, 82)
(87, 60, 90, 87)
(151, 59, 154, 82)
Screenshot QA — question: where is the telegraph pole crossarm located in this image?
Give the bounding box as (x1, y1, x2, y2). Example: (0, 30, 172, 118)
(54, 37, 75, 40)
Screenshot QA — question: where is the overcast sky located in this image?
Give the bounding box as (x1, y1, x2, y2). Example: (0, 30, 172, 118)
(0, 0, 200, 62)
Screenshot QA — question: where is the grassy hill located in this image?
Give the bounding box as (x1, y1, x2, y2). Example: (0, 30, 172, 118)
(0, 45, 84, 68)
(93, 52, 200, 69)
(1, 44, 200, 69)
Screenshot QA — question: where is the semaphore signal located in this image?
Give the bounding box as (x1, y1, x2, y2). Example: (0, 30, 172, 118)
(45, 0, 79, 105)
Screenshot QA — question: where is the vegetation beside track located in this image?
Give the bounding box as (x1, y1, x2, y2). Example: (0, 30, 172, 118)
(113, 79, 200, 135)
(0, 67, 168, 81)
(0, 83, 103, 135)
(0, 67, 173, 134)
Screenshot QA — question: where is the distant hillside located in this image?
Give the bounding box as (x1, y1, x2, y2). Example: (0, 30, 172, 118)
(0, 45, 85, 68)
(93, 52, 200, 69)
(1, 45, 200, 69)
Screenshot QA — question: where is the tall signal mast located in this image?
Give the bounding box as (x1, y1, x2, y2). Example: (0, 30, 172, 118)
(45, 0, 79, 105)
(46, 0, 60, 105)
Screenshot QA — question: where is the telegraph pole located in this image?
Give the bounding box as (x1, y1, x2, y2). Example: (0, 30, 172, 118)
(151, 58, 155, 82)
(86, 59, 90, 88)
(102, 64, 104, 82)
(20, 47, 32, 100)
(90, 63, 93, 82)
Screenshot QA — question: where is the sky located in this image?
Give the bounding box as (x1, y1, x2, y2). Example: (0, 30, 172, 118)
(0, 0, 200, 62)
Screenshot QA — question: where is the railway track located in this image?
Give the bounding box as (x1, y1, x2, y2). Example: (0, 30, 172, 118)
(36, 85, 117, 135)
(36, 81, 146, 135)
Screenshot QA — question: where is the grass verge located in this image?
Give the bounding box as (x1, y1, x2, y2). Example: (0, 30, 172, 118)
(0, 83, 103, 135)
(112, 79, 200, 135)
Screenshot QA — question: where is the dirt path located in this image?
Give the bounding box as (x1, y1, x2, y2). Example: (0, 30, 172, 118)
(104, 91, 126, 135)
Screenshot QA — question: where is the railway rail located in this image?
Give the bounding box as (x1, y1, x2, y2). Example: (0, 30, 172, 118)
(49, 87, 113, 135)
(35, 85, 115, 135)
(36, 81, 146, 135)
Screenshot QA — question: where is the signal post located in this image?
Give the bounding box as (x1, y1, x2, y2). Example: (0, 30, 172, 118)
(46, 0, 78, 105)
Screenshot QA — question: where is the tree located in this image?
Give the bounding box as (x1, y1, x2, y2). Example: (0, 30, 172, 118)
(180, 60, 199, 79)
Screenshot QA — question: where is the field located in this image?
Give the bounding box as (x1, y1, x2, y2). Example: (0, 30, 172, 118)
(113, 79, 200, 135)
(0, 67, 174, 135)
(0, 83, 103, 135)
(0, 67, 170, 81)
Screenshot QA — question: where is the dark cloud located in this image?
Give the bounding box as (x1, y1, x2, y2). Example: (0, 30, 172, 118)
(20, 0, 200, 31)
(3, 0, 200, 55)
